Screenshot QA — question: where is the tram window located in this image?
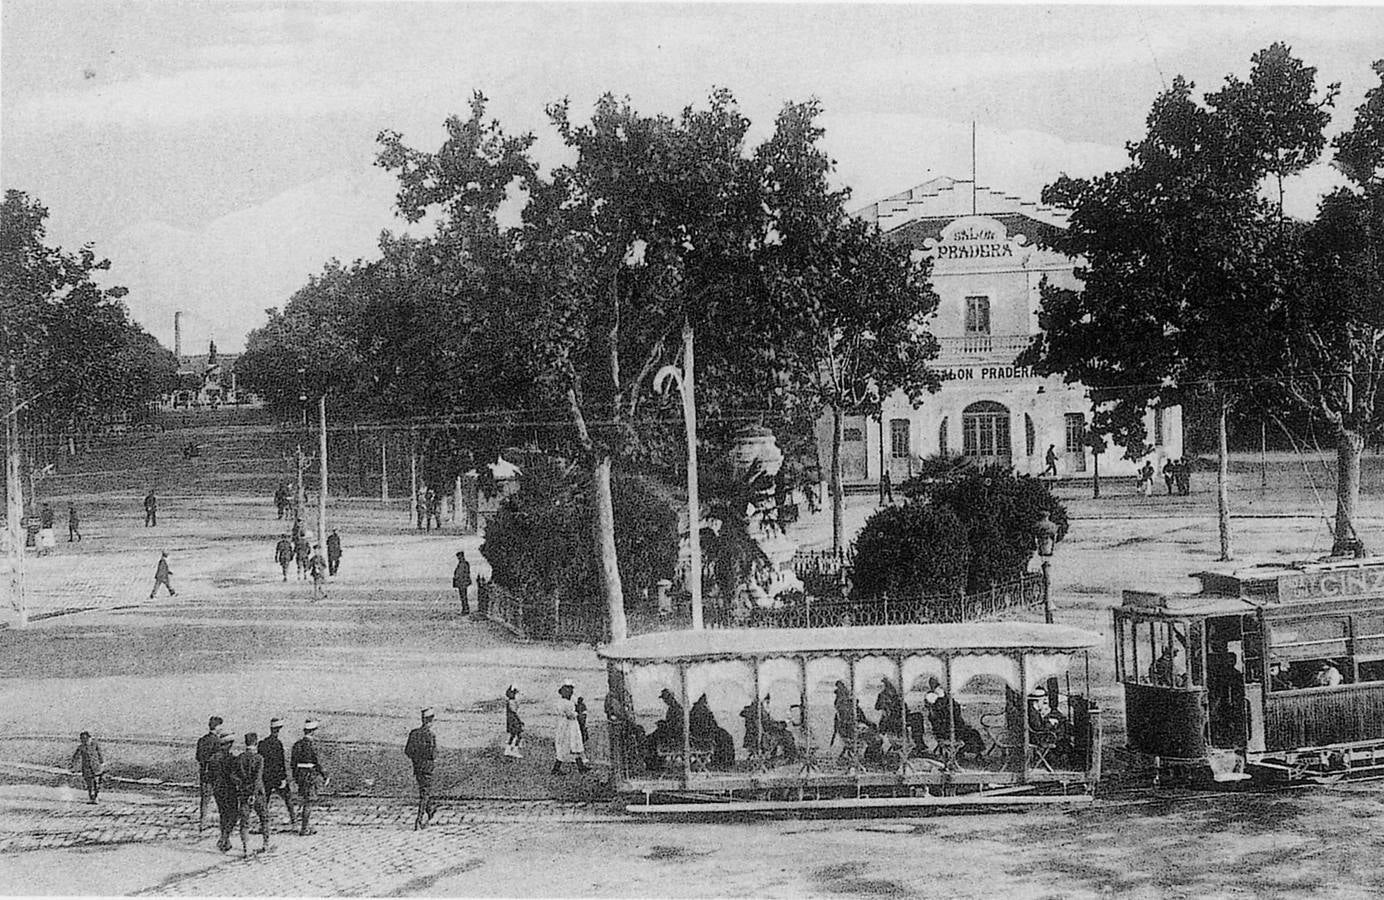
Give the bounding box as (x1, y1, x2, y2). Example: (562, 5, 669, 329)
(1140, 620, 1191, 687)
(1268, 617, 1351, 690)
(1353, 612, 1384, 684)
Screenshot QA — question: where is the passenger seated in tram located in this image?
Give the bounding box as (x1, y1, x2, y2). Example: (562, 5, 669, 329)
(738, 696, 799, 763)
(1269, 659, 1295, 692)
(1026, 691, 1075, 761)
(832, 680, 870, 745)
(1148, 644, 1189, 687)
(875, 677, 905, 737)
(1314, 660, 1344, 687)
(924, 679, 985, 761)
(689, 694, 736, 770)
(646, 688, 686, 771)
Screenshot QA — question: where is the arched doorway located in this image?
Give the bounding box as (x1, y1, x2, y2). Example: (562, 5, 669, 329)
(962, 401, 1012, 468)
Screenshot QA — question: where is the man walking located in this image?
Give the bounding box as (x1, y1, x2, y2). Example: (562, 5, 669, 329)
(258, 717, 295, 827)
(196, 715, 223, 831)
(326, 529, 342, 577)
(404, 708, 438, 830)
(274, 482, 290, 520)
(275, 534, 294, 582)
(234, 732, 270, 855)
(210, 730, 239, 852)
(290, 719, 327, 835)
(294, 532, 311, 580)
(453, 551, 472, 615)
(143, 490, 157, 527)
(69, 731, 105, 804)
(1042, 444, 1059, 477)
(149, 551, 176, 598)
(308, 544, 328, 602)
(67, 502, 81, 542)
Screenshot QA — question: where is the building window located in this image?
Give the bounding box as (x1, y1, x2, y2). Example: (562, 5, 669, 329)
(1065, 413, 1086, 453)
(964, 296, 991, 335)
(1025, 414, 1036, 457)
(890, 419, 910, 458)
(938, 417, 948, 457)
(843, 426, 864, 442)
(1153, 407, 1165, 447)
(962, 401, 1011, 458)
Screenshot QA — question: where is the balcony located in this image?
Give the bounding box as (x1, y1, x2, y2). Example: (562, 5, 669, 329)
(936, 333, 1033, 361)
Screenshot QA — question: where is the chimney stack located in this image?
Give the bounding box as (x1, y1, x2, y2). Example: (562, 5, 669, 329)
(174, 311, 183, 358)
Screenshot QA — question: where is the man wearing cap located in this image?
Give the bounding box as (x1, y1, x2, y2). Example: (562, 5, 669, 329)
(404, 708, 438, 830)
(150, 550, 176, 598)
(195, 716, 224, 831)
(274, 533, 294, 582)
(552, 680, 589, 775)
(452, 551, 472, 615)
(209, 730, 239, 852)
(308, 545, 328, 602)
(290, 720, 327, 835)
(258, 717, 295, 827)
(234, 733, 270, 855)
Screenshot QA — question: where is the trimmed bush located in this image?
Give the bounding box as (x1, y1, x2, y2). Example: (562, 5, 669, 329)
(851, 503, 970, 599)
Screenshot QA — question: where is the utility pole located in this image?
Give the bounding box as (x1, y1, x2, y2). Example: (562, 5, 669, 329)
(380, 432, 388, 502)
(293, 445, 307, 522)
(6, 368, 27, 629)
(317, 395, 328, 546)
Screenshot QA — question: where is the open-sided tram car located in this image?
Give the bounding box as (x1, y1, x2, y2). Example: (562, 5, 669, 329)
(1116, 556, 1384, 783)
(599, 623, 1102, 812)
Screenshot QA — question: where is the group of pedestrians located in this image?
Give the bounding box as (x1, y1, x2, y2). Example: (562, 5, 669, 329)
(196, 714, 326, 855)
(416, 486, 443, 532)
(33, 502, 82, 555)
(272, 518, 340, 600)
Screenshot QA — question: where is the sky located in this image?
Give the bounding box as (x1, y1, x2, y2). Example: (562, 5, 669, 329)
(4, 2, 1384, 353)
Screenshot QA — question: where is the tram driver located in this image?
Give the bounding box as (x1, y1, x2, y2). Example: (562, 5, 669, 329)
(1148, 644, 1188, 688)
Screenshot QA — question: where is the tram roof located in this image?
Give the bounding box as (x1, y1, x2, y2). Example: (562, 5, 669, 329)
(599, 623, 1101, 662)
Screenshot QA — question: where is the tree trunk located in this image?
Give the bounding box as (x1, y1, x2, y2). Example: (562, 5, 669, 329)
(830, 405, 845, 552)
(592, 454, 627, 642)
(1334, 428, 1365, 556)
(1217, 387, 1233, 562)
(1092, 449, 1100, 499)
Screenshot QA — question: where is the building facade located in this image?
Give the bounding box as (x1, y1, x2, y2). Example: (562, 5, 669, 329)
(824, 176, 1181, 485)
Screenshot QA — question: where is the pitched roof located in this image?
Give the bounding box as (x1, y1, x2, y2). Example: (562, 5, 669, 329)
(855, 176, 1071, 240)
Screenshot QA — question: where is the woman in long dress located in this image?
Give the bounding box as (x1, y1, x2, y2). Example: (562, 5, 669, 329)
(551, 680, 589, 774)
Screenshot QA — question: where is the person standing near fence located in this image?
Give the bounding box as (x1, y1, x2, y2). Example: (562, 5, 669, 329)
(69, 731, 105, 804)
(452, 551, 472, 614)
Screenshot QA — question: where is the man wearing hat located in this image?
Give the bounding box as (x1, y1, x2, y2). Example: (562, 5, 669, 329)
(258, 717, 295, 827)
(308, 545, 328, 602)
(234, 733, 270, 855)
(452, 551, 472, 615)
(209, 730, 240, 852)
(195, 715, 224, 831)
(290, 720, 327, 835)
(404, 708, 438, 830)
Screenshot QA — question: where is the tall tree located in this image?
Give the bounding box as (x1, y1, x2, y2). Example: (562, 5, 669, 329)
(1271, 59, 1384, 554)
(1024, 45, 1335, 560)
(747, 101, 941, 551)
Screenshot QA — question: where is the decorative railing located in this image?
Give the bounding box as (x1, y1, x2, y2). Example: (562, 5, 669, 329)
(936, 334, 1032, 359)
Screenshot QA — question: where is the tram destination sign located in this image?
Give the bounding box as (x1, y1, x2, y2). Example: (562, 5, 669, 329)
(1279, 567, 1384, 604)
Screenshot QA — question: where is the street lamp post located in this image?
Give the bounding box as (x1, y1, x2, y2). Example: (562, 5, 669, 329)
(1034, 510, 1059, 625)
(655, 318, 703, 630)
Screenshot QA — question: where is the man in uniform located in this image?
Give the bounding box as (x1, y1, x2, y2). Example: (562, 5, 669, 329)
(234, 732, 270, 855)
(150, 551, 176, 598)
(453, 551, 472, 615)
(404, 708, 438, 830)
(290, 719, 327, 835)
(67, 502, 81, 542)
(274, 533, 294, 582)
(326, 529, 342, 576)
(294, 532, 311, 580)
(196, 715, 224, 831)
(258, 717, 295, 827)
(144, 489, 158, 527)
(210, 730, 239, 852)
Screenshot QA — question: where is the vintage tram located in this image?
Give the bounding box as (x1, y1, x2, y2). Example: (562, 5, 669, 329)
(598, 623, 1102, 812)
(1115, 556, 1384, 783)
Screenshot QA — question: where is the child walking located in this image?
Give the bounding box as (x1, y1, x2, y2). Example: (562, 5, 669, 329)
(504, 685, 524, 758)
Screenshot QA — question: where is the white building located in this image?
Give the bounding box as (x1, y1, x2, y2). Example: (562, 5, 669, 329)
(824, 176, 1181, 485)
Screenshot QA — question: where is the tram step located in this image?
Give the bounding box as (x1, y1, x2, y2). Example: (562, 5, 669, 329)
(1209, 749, 1250, 782)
